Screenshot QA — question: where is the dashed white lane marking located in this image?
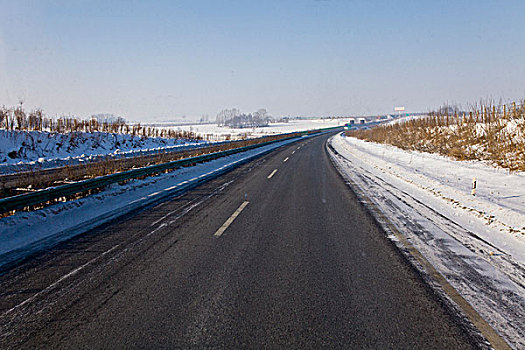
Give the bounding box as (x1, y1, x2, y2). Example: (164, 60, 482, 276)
(292, 150, 296, 154)
(283, 157, 289, 162)
(3, 179, 236, 317)
(214, 201, 249, 237)
(267, 169, 278, 179)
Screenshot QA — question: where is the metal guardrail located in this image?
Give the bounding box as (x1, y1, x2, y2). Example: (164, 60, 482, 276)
(0, 127, 341, 193)
(0, 126, 341, 214)
(0, 132, 295, 192)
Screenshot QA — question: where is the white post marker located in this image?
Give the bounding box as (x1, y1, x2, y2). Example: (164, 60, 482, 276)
(472, 177, 477, 196)
(214, 201, 249, 237)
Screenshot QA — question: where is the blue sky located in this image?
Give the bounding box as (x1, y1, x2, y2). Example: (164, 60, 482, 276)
(1, 0, 524, 121)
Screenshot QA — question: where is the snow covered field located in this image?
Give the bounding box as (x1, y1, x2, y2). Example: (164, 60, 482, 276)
(329, 133, 525, 348)
(174, 119, 348, 139)
(0, 130, 204, 174)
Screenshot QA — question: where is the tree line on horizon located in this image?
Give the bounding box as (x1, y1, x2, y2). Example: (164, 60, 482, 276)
(216, 108, 273, 128)
(0, 105, 202, 140)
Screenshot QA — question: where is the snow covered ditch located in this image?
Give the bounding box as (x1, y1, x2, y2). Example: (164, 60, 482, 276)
(0, 130, 205, 174)
(329, 133, 525, 348)
(0, 136, 303, 271)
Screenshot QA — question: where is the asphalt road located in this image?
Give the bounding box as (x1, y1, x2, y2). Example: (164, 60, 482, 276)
(0, 133, 477, 349)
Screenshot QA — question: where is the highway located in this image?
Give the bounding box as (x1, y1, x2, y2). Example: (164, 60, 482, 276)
(0, 133, 477, 348)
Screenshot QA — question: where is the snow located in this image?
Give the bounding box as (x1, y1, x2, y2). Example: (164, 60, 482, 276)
(385, 114, 428, 125)
(0, 136, 305, 271)
(0, 121, 346, 174)
(0, 130, 205, 174)
(329, 133, 525, 348)
(338, 134, 525, 246)
(172, 119, 348, 139)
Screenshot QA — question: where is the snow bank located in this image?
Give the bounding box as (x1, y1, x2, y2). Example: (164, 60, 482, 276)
(340, 135, 525, 243)
(0, 130, 205, 174)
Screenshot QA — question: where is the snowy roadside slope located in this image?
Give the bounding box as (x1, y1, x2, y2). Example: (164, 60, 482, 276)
(0, 130, 204, 174)
(0, 137, 301, 271)
(336, 135, 525, 256)
(328, 133, 525, 349)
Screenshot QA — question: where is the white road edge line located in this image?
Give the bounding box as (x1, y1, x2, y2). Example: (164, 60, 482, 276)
(267, 169, 278, 179)
(283, 157, 289, 162)
(151, 197, 199, 227)
(2, 242, 122, 316)
(150, 179, 234, 227)
(214, 201, 249, 237)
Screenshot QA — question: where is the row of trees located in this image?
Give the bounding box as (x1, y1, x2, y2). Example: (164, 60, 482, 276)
(0, 105, 201, 140)
(216, 108, 273, 128)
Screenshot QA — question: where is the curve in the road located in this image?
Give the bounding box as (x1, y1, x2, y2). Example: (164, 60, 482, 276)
(0, 133, 483, 349)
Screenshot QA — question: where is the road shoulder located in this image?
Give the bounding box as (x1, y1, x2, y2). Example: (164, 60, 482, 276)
(327, 134, 522, 349)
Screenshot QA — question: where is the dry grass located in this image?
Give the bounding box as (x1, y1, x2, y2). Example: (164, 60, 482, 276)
(0, 131, 304, 198)
(0, 131, 306, 216)
(0, 105, 201, 140)
(347, 100, 525, 171)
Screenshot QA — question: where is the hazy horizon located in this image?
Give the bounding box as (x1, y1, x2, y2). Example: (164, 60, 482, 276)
(1, 0, 524, 122)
